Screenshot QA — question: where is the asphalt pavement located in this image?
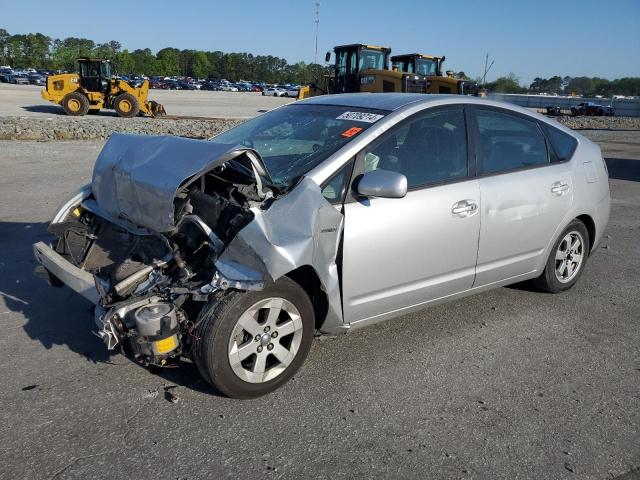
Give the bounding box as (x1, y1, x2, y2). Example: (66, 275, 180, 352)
(0, 138, 638, 480)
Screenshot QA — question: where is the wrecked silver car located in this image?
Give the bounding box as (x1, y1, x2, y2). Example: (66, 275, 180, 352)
(34, 94, 610, 398)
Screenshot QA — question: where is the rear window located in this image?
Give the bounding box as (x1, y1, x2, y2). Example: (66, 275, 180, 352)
(541, 123, 578, 162)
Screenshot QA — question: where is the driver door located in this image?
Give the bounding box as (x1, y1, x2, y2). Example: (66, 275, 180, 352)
(340, 105, 481, 324)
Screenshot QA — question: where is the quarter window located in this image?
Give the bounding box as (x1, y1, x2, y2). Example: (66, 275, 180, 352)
(361, 106, 468, 188)
(541, 123, 578, 162)
(322, 160, 353, 204)
(475, 109, 548, 174)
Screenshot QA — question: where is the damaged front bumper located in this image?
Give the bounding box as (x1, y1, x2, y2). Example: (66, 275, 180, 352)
(33, 241, 100, 304)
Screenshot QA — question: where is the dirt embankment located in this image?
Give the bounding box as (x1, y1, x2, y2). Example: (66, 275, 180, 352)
(1, 113, 638, 141)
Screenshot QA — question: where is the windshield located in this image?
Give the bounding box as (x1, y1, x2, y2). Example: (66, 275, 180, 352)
(210, 104, 387, 189)
(359, 49, 386, 70)
(415, 58, 438, 76)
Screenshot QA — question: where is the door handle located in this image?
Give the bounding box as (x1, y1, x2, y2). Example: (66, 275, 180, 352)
(551, 181, 570, 196)
(451, 200, 478, 217)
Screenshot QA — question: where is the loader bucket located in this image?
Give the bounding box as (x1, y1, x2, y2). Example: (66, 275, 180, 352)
(147, 100, 167, 117)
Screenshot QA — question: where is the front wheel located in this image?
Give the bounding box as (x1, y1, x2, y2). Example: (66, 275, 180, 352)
(113, 93, 140, 118)
(533, 220, 590, 293)
(193, 277, 315, 398)
(62, 92, 89, 116)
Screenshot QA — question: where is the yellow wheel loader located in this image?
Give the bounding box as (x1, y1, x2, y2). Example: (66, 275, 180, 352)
(41, 58, 166, 118)
(298, 44, 476, 99)
(391, 53, 477, 95)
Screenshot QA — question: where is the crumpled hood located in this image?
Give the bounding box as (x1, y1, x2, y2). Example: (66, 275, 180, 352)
(91, 133, 255, 232)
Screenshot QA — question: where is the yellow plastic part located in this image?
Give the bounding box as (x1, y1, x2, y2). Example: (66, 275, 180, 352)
(154, 336, 177, 354)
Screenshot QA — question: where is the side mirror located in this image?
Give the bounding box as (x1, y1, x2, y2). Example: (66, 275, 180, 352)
(356, 169, 407, 199)
(325, 51, 331, 63)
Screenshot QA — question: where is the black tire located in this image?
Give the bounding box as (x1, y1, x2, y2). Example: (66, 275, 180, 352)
(113, 93, 140, 118)
(193, 277, 315, 398)
(533, 219, 590, 293)
(62, 92, 89, 116)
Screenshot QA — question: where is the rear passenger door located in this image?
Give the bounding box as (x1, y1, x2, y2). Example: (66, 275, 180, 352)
(471, 106, 573, 286)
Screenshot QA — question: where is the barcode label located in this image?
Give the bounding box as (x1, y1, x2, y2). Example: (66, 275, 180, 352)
(336, 111, 384, 123)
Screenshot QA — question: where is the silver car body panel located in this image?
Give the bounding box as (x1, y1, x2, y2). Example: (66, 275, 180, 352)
(216, 177, 345, 332)
(342, 179, 481, 323)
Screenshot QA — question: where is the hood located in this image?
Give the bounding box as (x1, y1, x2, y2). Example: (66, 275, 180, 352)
(91, 133, 265, 232)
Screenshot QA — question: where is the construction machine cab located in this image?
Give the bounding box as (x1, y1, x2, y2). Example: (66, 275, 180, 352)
(78, 58, 112, 93)
(331, 44, 391, 94)
(391, 54, 444, 77)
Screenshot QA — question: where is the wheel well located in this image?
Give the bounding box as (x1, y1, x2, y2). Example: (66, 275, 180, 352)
(285, 266, 328, 331)
(576, 214, 596, 252)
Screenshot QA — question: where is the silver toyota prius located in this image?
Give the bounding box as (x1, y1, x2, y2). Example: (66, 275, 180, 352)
(33, 94, 610, 398)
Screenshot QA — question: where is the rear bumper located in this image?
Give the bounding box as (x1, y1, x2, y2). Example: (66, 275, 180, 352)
(33, 241, 100, 304)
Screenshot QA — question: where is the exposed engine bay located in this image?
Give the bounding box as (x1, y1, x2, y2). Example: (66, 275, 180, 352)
(33, 133, 345, 369)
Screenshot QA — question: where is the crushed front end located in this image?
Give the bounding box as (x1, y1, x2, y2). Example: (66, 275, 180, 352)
(33, 133, 274, 367)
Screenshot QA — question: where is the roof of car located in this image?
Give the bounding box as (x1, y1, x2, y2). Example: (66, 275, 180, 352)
(298, 93, 460, 111)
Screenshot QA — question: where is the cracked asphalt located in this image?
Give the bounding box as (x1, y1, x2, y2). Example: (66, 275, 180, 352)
(0, 132, 638, 479)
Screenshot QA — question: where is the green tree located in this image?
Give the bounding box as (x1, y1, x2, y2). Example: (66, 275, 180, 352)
(486, 73, 526, 93)
(157, 47, 181, 76)
(191, 51, 209, 78)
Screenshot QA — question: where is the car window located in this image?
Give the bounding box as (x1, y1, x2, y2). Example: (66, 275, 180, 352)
(321, 160, 353, 204)
(361, 106, 468, 188)
(475, 109, 548, 174)
(540, 123, 578, 162)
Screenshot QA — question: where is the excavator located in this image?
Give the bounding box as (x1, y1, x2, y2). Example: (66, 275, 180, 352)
(297, 44, 475, 99)
(42, 58, 166, 117)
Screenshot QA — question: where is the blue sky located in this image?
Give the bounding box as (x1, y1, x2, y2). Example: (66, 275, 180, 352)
(3, 0, 639, 84)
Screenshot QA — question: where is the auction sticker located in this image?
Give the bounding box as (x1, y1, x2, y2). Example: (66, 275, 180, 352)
(341, 127, 364, 138)
(336, 111, 384, 123)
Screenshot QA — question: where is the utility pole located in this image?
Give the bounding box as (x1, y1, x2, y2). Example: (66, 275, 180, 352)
(314, 2, 320, 64)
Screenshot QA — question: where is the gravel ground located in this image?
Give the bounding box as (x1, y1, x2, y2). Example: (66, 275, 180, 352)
(0, 134, 638, 479)
(554, 115, 640, 130)
(0, 116, 243, 140)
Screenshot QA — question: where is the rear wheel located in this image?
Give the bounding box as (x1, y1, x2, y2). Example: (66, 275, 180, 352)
(62, 92, 89, 116)
(533, 220, 590, 293)
(114, 93, 140, 118)
(193, 277, 314, 398)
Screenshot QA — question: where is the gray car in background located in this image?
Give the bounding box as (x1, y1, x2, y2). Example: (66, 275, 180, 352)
(33, 94, 610, 398)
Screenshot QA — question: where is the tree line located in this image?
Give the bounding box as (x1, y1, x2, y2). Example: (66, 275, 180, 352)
(0, 28, 326, 84)
(479, 73, 640, 97)
(1, 27, 639, 95)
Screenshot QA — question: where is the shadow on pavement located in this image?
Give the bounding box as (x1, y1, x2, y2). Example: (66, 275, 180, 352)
(0, 220, 223, 394)
(605, 157, 640, 182)
(1, 220, 114, 363)
(21, 105, 118, 117)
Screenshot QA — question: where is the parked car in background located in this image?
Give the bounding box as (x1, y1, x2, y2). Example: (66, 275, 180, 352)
(33, 94, 610, 398)
(571, 102, 615, 117)
(262, 86, 286, 96)
(8, 75, 30, 85)
(283, 87, 299, 98)
(28, 74, 46, 86)
(220, 84, 239, 92)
